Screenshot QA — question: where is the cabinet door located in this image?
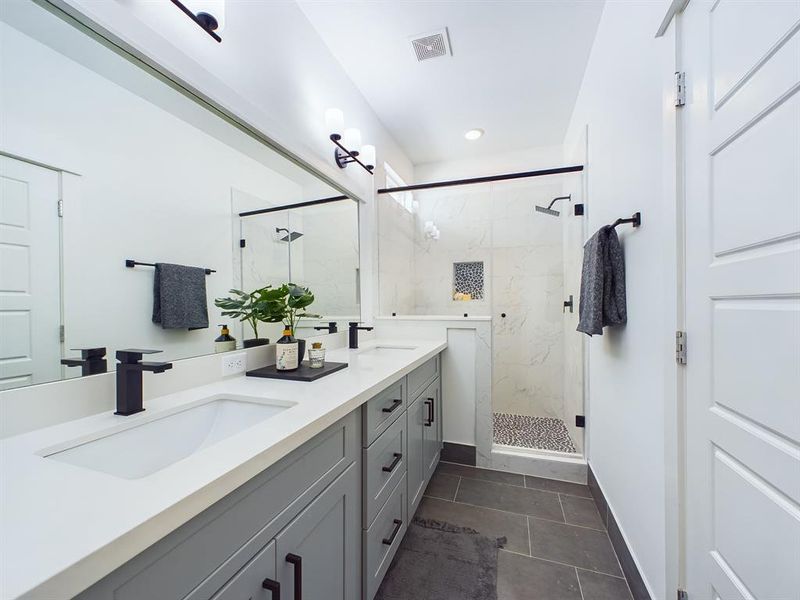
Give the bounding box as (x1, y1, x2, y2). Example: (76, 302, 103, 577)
(210, 542, 278, 600)
(406, 396, 426, 514)
(422, 378, 442, 479)
(275, 464, 360, 600)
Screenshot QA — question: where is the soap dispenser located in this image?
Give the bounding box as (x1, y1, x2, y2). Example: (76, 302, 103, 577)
(214, 324, 236, 353)
(276, 328, 299, 371)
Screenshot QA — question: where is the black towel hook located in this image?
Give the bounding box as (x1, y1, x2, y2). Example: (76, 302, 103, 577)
(609, 212, 641, 229)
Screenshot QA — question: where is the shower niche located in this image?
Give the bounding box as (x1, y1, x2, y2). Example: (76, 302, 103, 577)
(378, 175, 585, 457)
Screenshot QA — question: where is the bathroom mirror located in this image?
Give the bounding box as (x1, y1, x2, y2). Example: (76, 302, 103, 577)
(0, 1, 361, 390)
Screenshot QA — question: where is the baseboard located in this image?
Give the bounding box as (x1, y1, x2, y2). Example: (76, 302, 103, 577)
(441, 442, 476, 466)
(588, 465, 653, 600)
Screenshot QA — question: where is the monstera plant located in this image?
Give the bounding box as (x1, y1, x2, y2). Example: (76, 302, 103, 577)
(214, 286, 286, 346)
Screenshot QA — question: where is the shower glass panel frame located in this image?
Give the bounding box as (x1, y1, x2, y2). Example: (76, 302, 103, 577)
(377, 173, 586, 457)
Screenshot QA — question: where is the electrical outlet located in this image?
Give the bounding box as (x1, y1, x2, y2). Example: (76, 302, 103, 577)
(221, 352, 247, 376)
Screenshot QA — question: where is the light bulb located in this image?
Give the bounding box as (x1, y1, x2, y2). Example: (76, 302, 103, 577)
(360, 145, 376, 169)
(343, 128, 362, 154)
(325, 108, 344, 139)
(464, 128, 484, 141)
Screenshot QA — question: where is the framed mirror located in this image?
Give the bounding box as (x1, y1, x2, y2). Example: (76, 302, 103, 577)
(0, 0, 361, 390)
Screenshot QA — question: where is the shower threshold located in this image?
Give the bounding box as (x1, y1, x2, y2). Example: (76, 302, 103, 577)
(493, 412, 578, 454)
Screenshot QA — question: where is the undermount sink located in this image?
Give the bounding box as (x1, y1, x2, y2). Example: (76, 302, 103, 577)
(41, 395, 295, 479)
(357, 345, 418, 356)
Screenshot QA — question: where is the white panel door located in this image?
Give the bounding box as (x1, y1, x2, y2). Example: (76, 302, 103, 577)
(683, 2, 800, 599)
(0, 156, 62, 389)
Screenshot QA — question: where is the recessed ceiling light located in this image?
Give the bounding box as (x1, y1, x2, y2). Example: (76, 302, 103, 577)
(464, 128, 484, 141)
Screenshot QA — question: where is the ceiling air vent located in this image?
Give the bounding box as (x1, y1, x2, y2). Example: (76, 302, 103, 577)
(410, 28, 451, 62)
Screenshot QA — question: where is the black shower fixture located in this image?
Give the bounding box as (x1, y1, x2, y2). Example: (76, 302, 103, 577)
(535, 194, 572, 217)
(276, 227, 303, 242)
(170, 0, 222, 43)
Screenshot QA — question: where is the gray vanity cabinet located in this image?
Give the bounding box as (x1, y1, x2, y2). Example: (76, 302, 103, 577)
(421, 377, 442, 480)
(406, 376, 442, 515)
(208, 541, 276, 600)
(75, 412, 360, 600)
(275, 464, 360, 600)
(406, 394, 427, 514)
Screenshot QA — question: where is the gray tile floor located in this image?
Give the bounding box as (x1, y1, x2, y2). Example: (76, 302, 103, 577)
(415, 462, 634, 600)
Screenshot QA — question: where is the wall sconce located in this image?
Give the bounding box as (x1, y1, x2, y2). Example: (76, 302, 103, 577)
(424, 221, 440, 240)
(170, 0, 225, 42)
(325, 108, 375, 174)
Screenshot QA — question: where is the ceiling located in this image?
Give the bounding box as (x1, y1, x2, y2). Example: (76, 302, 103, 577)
(297, 0, 604, 165)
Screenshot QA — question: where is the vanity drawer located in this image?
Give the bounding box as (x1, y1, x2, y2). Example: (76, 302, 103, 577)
(363, 414, 407, 528)
(407, 355, 440, 401)
(363, 474, 408, 600)
(78, 412, 359, 600)
(362, 379, 406, 447)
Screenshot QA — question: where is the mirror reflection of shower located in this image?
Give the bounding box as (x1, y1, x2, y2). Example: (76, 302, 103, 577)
(275, 227, 303, 242)
(275, 227, 303, 282)
(535, 194, 571, 217)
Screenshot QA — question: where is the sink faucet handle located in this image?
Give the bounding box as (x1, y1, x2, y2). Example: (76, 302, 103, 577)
(69, 347, 107, 360)
(116, 349, 163, 364)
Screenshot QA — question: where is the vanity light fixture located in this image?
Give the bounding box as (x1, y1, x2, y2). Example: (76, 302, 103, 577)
(325, 108, 375, 174)
(170, 0, 224, 43)
(464, 128, 484, 141)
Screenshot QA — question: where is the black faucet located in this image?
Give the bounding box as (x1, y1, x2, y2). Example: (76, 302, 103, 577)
(115, 349, 173, 416)
(61, 347, 107, 376)
(348, 322, 374, 349)
(314, 321, 338, 334)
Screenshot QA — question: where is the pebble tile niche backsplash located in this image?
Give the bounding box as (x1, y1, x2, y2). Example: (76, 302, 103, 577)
(453, 261, 484, 301)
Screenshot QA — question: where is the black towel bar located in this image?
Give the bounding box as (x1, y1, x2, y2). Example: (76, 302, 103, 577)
(125, 260, 215, 275)
(609, 212, 641, 229)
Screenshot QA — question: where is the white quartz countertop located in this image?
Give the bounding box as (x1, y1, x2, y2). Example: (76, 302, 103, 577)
(0, 339, 446, 600)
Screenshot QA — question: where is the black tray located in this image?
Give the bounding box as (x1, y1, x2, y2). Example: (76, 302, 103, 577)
(246, 361, 348, 382)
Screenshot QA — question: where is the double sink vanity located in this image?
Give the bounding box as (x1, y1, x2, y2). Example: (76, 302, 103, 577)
(0, 340, 445, 600)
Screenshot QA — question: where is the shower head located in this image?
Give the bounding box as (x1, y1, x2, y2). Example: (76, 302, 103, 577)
(275, 227, 304, 242)
(535, 205, 560, 217)
(535, 194, 571, 217)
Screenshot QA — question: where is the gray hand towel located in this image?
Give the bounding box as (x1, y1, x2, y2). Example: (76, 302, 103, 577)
(576, 225, 627, 336)
(152, 263, 209, 330)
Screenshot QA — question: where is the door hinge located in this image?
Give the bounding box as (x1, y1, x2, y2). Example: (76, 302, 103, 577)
(675, 71, 686, 107)
(676, 331, 687, 365)
(239, 239, 246, 248)
(677, 589, 688, 600)
(575, 415, 586, 428)
(57, 199, 64, 217)
(59, 325, 65, 343)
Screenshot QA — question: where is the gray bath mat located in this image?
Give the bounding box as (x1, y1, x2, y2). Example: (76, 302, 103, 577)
(375, 517, 506, 600)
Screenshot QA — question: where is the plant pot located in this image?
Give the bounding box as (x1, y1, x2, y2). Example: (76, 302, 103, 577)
(243, 338, 269, 348)
(297, 339, 306, 363)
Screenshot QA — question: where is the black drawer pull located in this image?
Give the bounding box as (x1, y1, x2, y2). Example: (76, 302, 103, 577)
(382, 399, 402, 413)
(382, 519, 403, 545)
(262, 577, 281, 600)
(423, 398, 433, 427)
(382, 453, 403, 473)
(285, 553, 302, 600)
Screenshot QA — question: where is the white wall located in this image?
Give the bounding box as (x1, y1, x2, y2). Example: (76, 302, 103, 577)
(415, 145, 565, 183)
(563, 3, 676, 598)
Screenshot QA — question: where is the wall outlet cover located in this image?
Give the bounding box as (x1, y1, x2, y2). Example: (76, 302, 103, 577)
(221, 352, 247, 376)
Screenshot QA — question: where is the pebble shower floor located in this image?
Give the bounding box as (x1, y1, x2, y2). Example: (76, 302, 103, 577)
(492, 412, 578, 454)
